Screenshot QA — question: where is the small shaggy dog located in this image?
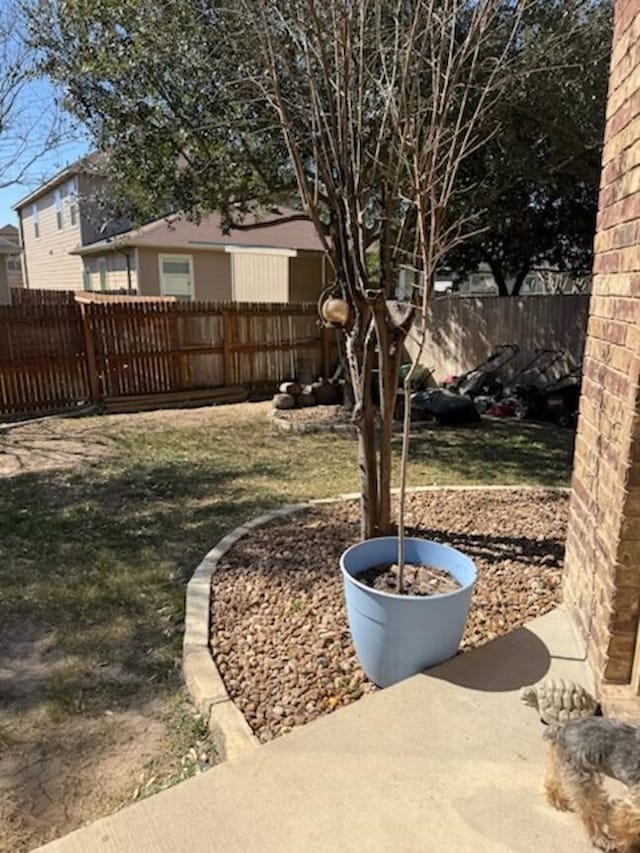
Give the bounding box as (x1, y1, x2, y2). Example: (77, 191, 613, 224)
(544, 717, 640, 852)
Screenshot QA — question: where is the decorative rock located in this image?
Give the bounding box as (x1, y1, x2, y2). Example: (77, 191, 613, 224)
(519, 678, 598, 724)
(299, 391, 317, 408)
(211, 489, 568, 744)
(273, 393, 296, 410)
(279, 381, 301, 396)
(312, 379, 339, 405)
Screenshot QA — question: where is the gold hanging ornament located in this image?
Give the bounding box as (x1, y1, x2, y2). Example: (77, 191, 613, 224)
(320, 296, 350, 326)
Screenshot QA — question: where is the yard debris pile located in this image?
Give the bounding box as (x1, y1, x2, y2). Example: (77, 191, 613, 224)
(211, 488, 568, 743)
(272, 378, 341, 410)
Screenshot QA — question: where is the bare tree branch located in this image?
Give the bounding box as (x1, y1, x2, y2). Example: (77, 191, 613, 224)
(0, 0, 75, 190)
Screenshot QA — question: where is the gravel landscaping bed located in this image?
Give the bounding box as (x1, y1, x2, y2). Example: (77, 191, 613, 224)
(211, 489, 568, 743)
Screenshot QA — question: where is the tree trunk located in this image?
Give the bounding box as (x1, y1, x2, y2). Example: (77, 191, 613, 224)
(376, 385, 396, 537)
(357, 410, 379, 539)
(348, 306, 402, 540)
(511, 265, 531, 297)
(485, 257, 509, 297)
(356, 331, 380, 540)
(374, 309, 403, 538)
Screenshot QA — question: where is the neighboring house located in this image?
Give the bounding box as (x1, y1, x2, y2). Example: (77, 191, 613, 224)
(72, 210, 328, 302)
(450, 264, 591, 296)
(0, 224, 23, 292)
(14, 154, 328, 302)
(0, 238, 20, 304)
(13, 154, 123, 292)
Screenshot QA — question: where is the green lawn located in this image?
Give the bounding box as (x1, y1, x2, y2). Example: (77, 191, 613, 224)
(0, 403, 574, 848)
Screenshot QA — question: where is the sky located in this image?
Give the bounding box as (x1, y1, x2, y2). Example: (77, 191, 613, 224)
(0, 0, 90, 227)
(0, 134, 90, 227)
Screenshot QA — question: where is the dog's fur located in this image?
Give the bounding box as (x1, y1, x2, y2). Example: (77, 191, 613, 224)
(544, 717, 640, 852)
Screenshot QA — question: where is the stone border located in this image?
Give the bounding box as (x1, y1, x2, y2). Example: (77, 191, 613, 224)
(183, 484, 569, 762)
(268, 407, 357, 436)
(183, 504, 311, 761)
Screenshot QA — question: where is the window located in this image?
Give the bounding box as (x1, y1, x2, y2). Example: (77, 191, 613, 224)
(55, 189, 63, 230)
(67, 179, 78, 227)
(32, 204, 39, 238)
(7, 255, 21, 272)
(159, 254, 194, 301)
(98, 258, 107, 292)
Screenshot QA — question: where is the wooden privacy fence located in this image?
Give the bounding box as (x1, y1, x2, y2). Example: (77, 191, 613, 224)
(407, 293, 591, 380)
(1, 293, 590, 419)
(0, 302, 91, 417)
(0, 300, 334, 418)
(11, 288, 76, 305)
(87, 300, 332, 400)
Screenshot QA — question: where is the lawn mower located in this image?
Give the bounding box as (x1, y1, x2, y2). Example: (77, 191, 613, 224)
(479, 348, 565, 417)
(443, 343, 519, 400)
(514, 365, 582, 427)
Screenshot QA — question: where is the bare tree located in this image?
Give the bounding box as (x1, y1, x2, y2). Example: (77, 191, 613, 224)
(0, 0, 71, 190)
(228, 0, 527, 544)
(535, 268, 593, 294)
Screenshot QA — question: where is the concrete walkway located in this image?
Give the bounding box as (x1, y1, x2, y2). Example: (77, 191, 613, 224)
(36, 609, 593, 853)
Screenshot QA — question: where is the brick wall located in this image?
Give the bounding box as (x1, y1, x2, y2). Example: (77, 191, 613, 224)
(563, 0, 640, 689)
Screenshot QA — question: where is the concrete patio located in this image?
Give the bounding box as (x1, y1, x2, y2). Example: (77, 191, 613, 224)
(37, 608, 593, 853)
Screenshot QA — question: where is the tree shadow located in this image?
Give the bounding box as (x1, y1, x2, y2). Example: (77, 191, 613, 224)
(405, 418, 575, 486)
(0, 457, 291, 719)
(404, 524, 565, 568)
(423, 295, 589, 383)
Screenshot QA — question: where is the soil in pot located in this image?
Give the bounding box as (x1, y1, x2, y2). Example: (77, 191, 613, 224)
(358, 563, 462, 596)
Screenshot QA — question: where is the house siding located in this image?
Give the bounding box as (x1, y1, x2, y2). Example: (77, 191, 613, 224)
(0, 226, 23, 289)
(82, 251, 138, 292)
(562, 0, 640, 701)
(0, 259, 10, 304)
(136, 248, 161, 296)
(77, 173, 124, 246)
(7, 267, 23, 290)
(289, 253, 325, 301)
(136, 247, 232, 300)
(231, 252, 289, 301)
(193, 252, 232, 301)
(19, 187, 84, 290)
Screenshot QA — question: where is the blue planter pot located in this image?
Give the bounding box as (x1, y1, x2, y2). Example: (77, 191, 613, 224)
(340, 537, 477, 688)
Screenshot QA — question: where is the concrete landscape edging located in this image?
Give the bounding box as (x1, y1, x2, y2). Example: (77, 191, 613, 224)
(183, 484, 569, 762)
(183, 504, 311, 761)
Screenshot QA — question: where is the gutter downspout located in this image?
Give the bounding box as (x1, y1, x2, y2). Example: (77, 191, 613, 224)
(114, 247, 133, 294)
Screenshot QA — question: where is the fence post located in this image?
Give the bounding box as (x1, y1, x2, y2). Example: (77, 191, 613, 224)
(79, 302, 100, 403)
(222, 309, 232, 385)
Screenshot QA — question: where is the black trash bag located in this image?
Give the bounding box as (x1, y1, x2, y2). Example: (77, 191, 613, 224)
(411, 389, 481, 426)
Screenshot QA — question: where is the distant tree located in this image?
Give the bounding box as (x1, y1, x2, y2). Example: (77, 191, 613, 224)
(445, 0, 613, 295)
(25, 0, 291, 224)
